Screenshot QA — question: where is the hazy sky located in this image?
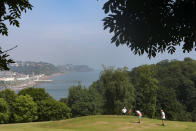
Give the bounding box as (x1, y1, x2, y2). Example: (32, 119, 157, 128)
(0, 0, 196, 70)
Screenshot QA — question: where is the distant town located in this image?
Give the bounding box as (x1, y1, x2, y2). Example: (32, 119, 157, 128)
(0, 71, 50, 90)
(0, 61, 94, 90)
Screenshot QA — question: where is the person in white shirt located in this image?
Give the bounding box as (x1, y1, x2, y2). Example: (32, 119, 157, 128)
(161, 110, 166, 126)
(122, 107, 127, 115)
(136, 110, 142, 123)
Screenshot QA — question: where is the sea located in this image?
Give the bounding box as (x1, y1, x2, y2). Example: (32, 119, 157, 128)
(34, 70, 100, 100)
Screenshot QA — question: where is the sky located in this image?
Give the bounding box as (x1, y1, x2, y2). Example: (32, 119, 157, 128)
(0, 0, 196, 70)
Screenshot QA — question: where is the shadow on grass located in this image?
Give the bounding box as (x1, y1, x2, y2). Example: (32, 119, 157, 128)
(155, 124, 162, 126)
(130, 121, 140, 124)
(129, 122, 165, 127)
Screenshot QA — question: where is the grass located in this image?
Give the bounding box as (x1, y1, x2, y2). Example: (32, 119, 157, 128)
(0, 115, 195, 131)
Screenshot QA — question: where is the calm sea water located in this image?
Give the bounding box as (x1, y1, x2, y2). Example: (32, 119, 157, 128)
(34, 71, 100, 100)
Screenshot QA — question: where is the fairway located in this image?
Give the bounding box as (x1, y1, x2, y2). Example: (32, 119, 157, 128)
(0, 115, 195, 131)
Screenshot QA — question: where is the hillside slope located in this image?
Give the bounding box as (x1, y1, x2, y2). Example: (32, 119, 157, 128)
(0, 115, 195, 131)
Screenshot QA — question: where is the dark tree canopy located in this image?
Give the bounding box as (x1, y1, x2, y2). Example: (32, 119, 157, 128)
(0, 0, 32, 36)
(0, 0, 32, 70)
(103, 0, 196, 58)
(0, 48, 14, 70)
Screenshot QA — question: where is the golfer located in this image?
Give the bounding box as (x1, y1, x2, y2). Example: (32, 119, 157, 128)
(122, 107, 127, 115)
(161, 110, 166, 126)
(136, 110, 142, 123)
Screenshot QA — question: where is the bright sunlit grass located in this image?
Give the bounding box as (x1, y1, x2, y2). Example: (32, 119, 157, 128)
(0, 115, 195, 131)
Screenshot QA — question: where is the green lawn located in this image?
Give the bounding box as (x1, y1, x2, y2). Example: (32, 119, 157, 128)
(0, 115, 195, 131)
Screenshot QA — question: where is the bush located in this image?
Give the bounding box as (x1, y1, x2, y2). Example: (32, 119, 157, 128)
(0, 89, 16, 106)
(0, 89, 17, 123)
(38, 98, 71, 121)
(19, 88, 71, 121)
(191, 108, 196, 122)
(18, 87, 51, 102)
(12, 95, 38, 123)
(67, 85, 103, 117)
(0, 98, 9, 123)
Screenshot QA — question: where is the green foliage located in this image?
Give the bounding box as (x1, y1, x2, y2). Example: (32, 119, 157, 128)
(176, 79, 195, 109)
(0, 98, 9, 123)
(38, 98, 71, 121)
(94, 67, 135, 114)
(0, 0, 32, 36)
(18, 87, 51, 102)
(133, 65, 158, 118)
(129, 57, 196, 121)
(67, 84, 103, 117)
(191, 108, 196, 122)
(0, 48, 14, 70)
(156, 87, 190, 121)
(88, 86, 103, 115)
(1, 58, 196, 123)
(18, 88, 70, 121)
(59, 97, 68, 105)
(0, 89, 16, 106)
(103, 0, 196, 58)
(0, 89, 17, 122)
(0, 0, 32, 71)
(65, 59, 195, 121)
(0, 88, 71, 123)
(155, 58, 196, 120)
(12, 95, 38, 123)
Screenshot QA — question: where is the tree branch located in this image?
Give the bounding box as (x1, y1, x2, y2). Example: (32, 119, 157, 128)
(0, 45, 18, 54)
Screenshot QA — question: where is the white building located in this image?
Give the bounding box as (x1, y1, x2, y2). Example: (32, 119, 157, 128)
(0, 77, 15, 81)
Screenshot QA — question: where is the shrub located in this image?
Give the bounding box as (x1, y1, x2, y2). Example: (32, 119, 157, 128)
(0, 98, 9, 123)
(38, 98, 71, 121)
(18, 87, 51, 102)
(12, 95, 38, 123)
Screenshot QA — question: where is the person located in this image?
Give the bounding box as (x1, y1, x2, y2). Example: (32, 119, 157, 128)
(122, 107, 127, 115)
(128, 108, 132, 114)
(161, 110, 166, 126)
(136, 110, 142, 123)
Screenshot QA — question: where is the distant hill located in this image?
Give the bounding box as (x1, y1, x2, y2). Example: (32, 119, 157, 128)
(0, 115, 195, 131)
(9, 61, 60, 75)
(57, 64, 94, 72)
(8, 62, 94, 75)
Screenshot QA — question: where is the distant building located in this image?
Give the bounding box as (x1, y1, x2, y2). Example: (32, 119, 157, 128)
(16, 75, 29, 81)
(10, 63, 19, 67)
(0, 77, 15, 81)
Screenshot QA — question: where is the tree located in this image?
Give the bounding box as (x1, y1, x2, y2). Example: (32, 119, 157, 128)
(88, 86, 103, 115)
(0, 98, 9, 123)
(103, 0, 196, 58)
(133, 65, 158, 118)
(67, 84, 103, 117)
(0, 89, 17, 122)
(38, 98, 71, 121)
(18, 87, 70, 121)
(0, 49, 14, 70)
(12, 95, 38, 123)
(0, 0, 32, 70)
(191, 108, 196, 122)
(128, 58, 196, 121)
(59, 97, 68, 105)
(18, 87, 51, 102)
(176, 79, 195, 110)
(97, 67, 135, 114)
(156, 87, 190, 121)
(0, 89, 16, 106)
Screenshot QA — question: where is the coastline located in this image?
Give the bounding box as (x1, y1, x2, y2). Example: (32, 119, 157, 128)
(1, 73, 65, 91)
(41, 73, 64, 80)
